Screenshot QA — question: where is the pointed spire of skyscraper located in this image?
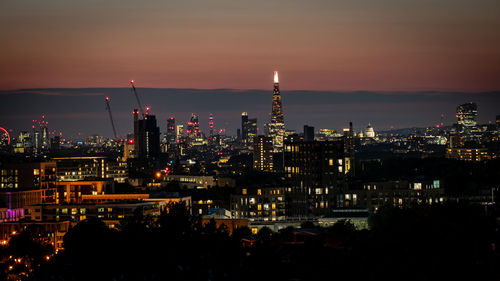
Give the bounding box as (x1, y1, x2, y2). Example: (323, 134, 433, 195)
(268, 70, 285, 152)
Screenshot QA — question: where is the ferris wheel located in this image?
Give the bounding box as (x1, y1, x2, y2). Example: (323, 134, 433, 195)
(0, 127, 11, 146)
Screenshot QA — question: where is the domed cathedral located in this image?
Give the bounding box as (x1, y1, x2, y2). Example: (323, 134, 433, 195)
(365, 123, 375, 138)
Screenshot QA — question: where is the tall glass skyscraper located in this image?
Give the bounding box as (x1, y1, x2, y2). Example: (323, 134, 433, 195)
(268, 71, 285, 151)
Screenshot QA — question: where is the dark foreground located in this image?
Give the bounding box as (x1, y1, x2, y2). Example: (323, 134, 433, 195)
(2, 203, 499, 281)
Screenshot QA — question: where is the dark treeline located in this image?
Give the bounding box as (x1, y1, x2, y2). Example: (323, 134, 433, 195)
(13, 203, 500, 281)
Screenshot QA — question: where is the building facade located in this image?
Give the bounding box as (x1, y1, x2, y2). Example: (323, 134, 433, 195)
(230, 187, 286, 221)
(284, 140, 346, 217)
(253, 136, 274, 172)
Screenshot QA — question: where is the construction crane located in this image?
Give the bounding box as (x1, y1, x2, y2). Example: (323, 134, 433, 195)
(105, 97, 119, 140)
(130, 80, 145, 117)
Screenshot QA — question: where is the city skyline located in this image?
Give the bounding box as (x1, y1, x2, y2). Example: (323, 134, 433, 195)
(1, 86, 499, 139)
(1, 1, 499, 280)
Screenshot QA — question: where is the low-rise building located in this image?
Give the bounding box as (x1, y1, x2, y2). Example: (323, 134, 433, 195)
(0, 161, 56, 190)
(24, 201, 162, 225)
(446, 147, 490, 161)
(347, 180, 445, 211)
(55, 180, 112, 204)
(230, 187, 286, 221)
(164, 175, 216, 189)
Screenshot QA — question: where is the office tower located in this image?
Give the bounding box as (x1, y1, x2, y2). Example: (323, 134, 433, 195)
(253, 135, 274, 172)
(241, 112, 248, 143)
(303, 125, 314, 142)
(17, 131, 31, 149)
(40, 115, 49, 149)
(241, 112, 258, 145)
(284, 140, 346, 217)
(247, 118, 257, 144)
(343, 122, 355, 175)
(176, 125, 184, 139)
(237, 129, 241, 141)
(268, 71, 285, 152)
(166, 117, 176, 144)
(187, 113, 200, 140)
(133, 109, 139, 153)
(34, 131, 40, 150)
(123, 134, 135, 161)
(209, 113, 214, 137)
(456, 102, 478, 127)
(136, 114, 160, 160)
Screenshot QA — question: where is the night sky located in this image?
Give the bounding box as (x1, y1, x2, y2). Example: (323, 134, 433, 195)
(1, 0, 499, 138)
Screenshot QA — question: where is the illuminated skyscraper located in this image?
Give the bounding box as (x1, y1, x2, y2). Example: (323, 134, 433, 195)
(134, 111, 160, 160)
(247, 118, 257, 144)
(176, 125, 184, 138)
(241, 112, 248, 143)
(241, 112, 257, 145)
(456, 102, 478, 127)
(186, 113, 200, 139)
(268, 71, 285, 151)
(209, 113, 214, 137)
(166, 117, 176, 144)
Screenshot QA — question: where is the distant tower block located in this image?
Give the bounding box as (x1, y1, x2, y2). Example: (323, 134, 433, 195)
(456, 102, 478, 127)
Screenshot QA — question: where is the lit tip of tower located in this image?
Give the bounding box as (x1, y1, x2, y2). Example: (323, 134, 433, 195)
(105, 97, 110, 101)
(274, 71, 279, 84)
(130, 79, 135, 84)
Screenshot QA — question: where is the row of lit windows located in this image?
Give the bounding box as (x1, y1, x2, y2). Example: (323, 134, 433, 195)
(242, 189, 282, 195)
(239, 196, 284, 205)
(0, 170, 18, 176)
